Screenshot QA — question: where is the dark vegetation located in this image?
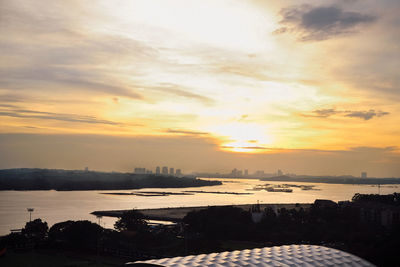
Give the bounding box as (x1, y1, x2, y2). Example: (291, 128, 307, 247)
(0, 168, 221, 190)
(1, 193, 399, 266)
(181, 193, 400, 266)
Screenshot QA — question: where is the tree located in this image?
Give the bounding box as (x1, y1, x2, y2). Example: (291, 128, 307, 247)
(22, 218, 48, 241)
(48, 220, 103, 249)
(114, 210, 149, 232)
(183, 206, 252, 240)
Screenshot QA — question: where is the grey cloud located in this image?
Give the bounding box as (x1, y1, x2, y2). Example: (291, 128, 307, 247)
(0, 107, 129, 126)
(1, 1, 216, 106)
(166, 129, 209, 135)
(312, 109, 338, 117)
(345, 110, 390, 120)
(147, 83, 215, 105)
(0, 1, 158, 101)
(0, 65, 143, 100)
(275, 5, 376, 41)
(349, 146, 397, 153)
(305, 108, 389, 120)
(0, 1, 76, 35)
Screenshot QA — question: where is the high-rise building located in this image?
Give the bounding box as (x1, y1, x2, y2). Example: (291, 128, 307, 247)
(84, 167, 89, 172)
(255, 170, 264, 177)
(237, 170, 243, 176)
(361, 172, 367, 178)
(169, 168, 174, 175)
(277, 169, 283, 176)
(176, 169, 182, 176)
(134, 168, 146, 174)
(231, 168, 238, 177)
(162, 166, 168, 175)
(156, 166, 160, 175)
(244, 169, 248, 176)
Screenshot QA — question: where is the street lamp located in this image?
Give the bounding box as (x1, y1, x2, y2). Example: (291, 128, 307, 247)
(96, 215, 102, 225)
(27, 208, 34, 222)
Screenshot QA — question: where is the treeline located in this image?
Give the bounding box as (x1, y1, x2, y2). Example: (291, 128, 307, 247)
(0, 168, 221, 190)
(261, 175, 400, 184)
(1, 194, 399, 266)
(182, 194, 400, 267)
(0, 214, 183, 264)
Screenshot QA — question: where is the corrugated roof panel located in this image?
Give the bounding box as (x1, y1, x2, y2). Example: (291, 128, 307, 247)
(127, 245, 375, 267)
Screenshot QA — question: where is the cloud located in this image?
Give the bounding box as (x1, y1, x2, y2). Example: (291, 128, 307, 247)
(166, 129, 209, 135)
(0, 1, 159, 101)
(221, 146, 267, 150)
(0, 106, 129, 126)
(311, 109, 338, 118)
(145, 83, 215, 105)
(349, 146, 397, 153)
(274, 5, 376, 41)
(304, 108, 389, 120)
(345, 110, 390, 120)
(0, 66, 144, 100)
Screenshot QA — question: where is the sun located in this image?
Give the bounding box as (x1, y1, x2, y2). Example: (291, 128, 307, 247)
(210, 122, 273, 153)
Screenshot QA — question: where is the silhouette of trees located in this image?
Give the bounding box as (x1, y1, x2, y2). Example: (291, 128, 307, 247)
(352, 192, 400, 205)
(184, 206, 252, 240)
(114, 210, 149, 233)
(22, 218, 48, 242)
(48, 220, 103, 249)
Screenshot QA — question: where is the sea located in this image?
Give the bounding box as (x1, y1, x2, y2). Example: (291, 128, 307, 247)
(0, 178, 399, 236)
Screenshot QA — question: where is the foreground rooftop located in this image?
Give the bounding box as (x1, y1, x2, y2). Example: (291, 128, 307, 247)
(127, 245, 374, 266)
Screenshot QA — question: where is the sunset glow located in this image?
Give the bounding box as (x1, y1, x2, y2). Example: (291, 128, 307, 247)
(1, 0, 399, 176)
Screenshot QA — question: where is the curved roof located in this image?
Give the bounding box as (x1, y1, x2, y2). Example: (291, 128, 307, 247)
(127, 245, 375, 266)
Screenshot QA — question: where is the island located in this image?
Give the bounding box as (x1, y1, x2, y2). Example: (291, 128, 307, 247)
(0, 168, 222, 190)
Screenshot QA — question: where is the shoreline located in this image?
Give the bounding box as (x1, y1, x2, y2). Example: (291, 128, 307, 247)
(92, 203, 313, 222)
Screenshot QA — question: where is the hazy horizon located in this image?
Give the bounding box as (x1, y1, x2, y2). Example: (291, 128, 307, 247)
(1, 0, 399, 177)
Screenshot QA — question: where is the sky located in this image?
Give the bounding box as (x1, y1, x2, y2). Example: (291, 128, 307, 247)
(0, 0, 399, 177)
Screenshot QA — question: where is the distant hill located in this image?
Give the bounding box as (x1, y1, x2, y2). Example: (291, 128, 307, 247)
(261, 175, 400, 185)
(0, 168, 222, 190)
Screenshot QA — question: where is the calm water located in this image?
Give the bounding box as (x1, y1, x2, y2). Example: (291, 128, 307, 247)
(0, 178, 399, 235)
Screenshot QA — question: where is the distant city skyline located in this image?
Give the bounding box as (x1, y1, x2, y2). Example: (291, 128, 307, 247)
(134, 165, 183, 177)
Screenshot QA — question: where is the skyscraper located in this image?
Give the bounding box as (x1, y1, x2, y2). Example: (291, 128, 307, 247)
(176, 169, 182, 176)
(162, 166, 168, 175)
(361, 172, 367, 178)
(169, 167, 174, 176)
(156, 166, 160, 175)
(134, 168, 146, 174)
(231, 168, 238, 177)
